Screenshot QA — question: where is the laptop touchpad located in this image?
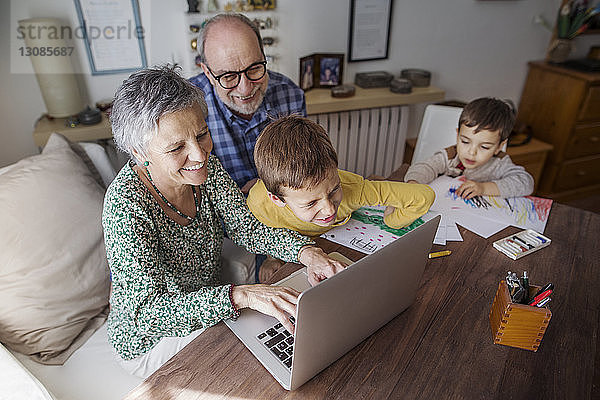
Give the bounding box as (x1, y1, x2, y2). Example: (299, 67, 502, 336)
(275, 268, 311, 292)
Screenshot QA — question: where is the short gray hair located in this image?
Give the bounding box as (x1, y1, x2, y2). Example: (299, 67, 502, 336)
(110, 64, 208, 160)
(197, 13, 264, 65)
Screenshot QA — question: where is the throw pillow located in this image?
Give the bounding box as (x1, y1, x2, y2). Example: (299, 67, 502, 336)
(0, 133, 110, 365)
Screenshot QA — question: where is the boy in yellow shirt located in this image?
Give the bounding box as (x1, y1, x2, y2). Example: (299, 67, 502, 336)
(247, 116, 435, 280)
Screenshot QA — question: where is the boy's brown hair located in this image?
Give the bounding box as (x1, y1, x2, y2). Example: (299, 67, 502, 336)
(254, 115, 338, 197)
(458, 97, 515, 142)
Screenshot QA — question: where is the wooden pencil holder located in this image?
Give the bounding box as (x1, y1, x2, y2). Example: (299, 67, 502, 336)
(489, 280, 552, 352)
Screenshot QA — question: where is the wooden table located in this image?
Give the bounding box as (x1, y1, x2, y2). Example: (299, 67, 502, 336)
(124, 203, 599, 400)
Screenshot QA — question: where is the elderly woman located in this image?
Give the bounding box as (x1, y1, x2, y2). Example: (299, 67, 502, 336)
(103, 65, 345, 378)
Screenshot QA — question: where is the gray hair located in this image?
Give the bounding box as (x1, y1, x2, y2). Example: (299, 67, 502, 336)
(197, 13, 264, 65)
(110, 64, 208, 160)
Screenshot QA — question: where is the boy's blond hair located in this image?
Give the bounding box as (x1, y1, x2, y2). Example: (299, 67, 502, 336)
(458, 97, 515, 142)
(254, 115, 338, 197)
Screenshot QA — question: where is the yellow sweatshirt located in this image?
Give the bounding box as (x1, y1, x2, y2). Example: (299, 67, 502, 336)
(247, 169, 435, 237)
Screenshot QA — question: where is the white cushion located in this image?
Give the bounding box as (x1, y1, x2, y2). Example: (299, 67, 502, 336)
(79, 142, 117, 187)
(0, 342, 54, 400)
(11, 324, 142, 400)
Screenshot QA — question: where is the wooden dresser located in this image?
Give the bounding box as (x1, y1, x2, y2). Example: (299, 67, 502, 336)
(516, 61, 600, 201)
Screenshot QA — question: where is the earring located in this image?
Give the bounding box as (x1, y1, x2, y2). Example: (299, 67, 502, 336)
(143, 161, 149, 167)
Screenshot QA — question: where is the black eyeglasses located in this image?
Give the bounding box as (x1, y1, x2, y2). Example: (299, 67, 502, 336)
(206, 60, 267, 89)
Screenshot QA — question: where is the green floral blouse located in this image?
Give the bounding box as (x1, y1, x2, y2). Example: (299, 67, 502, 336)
(102, 155, 313, 360)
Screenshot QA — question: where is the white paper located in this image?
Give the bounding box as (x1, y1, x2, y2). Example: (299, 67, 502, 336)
(320, 206, 433, 254)
(445, 221, 463, 242)
(453, 211, 508, 238)
(428, 176, 552, 234)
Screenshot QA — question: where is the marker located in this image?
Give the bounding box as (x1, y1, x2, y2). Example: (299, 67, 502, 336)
(429, 250, 452, 259)
(535, 235, 547, 244)
(521, 271, 529, 304)
(498, 243, 518, 257)
(512, 235, 534, 249)
(525, 231, 547, 244)
(522, 232, 541, 244)
(503, 240, 522, 253)
(506, 238, 527, 252)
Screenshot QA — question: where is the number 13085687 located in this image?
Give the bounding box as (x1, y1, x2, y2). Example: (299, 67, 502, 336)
(19, 46, 74, 56)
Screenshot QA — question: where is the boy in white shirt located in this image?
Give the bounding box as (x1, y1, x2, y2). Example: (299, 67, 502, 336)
(405, 97, 534, 199)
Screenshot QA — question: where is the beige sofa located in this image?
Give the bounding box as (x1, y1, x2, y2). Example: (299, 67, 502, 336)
(0, 133, 255, 399)
(0, 134, 142, 399)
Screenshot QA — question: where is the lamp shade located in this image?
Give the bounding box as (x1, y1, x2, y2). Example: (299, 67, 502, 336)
(18, 18, 83, 117)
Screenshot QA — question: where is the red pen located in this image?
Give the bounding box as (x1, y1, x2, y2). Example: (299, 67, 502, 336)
(529, 289, 552, 306)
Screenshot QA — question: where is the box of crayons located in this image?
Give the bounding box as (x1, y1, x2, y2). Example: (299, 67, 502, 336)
(492, 229, 551, 260)
(489, 280, 552, 352)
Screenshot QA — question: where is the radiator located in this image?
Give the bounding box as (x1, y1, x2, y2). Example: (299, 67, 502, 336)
(307, 106, 409, 178)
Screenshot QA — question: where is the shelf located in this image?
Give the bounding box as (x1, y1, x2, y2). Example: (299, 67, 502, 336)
(305, 86, 445, 115)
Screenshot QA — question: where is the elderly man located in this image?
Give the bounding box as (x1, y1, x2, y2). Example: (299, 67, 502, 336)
(190, 13, 306, 194)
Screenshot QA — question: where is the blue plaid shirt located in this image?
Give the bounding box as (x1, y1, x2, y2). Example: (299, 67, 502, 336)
(189, 71, 306, 188)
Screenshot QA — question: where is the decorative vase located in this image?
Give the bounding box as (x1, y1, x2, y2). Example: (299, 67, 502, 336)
(546, 39, 572, 64)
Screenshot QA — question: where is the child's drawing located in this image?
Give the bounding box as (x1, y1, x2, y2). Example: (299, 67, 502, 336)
(430, 176, 552, 233)
(320, 206, 425, 254)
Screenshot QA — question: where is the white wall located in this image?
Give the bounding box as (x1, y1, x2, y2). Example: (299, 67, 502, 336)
(2, 0, 597, 167)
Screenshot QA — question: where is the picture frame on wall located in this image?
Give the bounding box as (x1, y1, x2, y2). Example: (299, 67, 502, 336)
(348, 0, 392, 62)
(299, 53, 344, 90)
(74, 0, 147, 75)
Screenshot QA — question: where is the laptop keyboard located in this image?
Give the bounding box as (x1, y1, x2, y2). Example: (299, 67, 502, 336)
(256, 320, 294, 369)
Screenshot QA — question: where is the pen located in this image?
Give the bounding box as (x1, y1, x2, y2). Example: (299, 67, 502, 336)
(536, 296, 551, 307)
(529, 289, 552, 306)
(429, 250, 451, 259)
(532, 283, 553, 299)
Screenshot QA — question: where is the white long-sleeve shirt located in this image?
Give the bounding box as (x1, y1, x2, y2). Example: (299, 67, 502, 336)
(404, 145, 534, 197)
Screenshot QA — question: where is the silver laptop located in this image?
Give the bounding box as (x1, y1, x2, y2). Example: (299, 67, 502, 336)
(225, 215, 440, 390)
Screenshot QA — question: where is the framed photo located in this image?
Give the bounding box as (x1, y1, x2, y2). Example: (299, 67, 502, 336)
(247, 0, 276, 10)
(348, 0, 392, 62)
(315, 53, 344, 88)
(299, 55, 315, 91)
(299, 53, 344, 90)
